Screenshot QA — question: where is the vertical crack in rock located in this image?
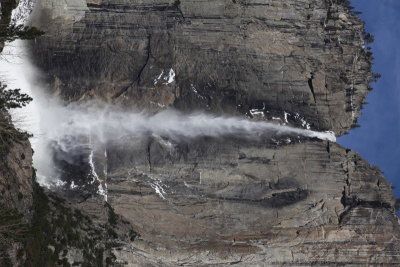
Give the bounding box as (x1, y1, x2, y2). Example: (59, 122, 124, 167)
(137, 35, 152, 86)
(173, 0, 185, 19)
(112, 35, 152, 99)
(308, 72, 317, 104)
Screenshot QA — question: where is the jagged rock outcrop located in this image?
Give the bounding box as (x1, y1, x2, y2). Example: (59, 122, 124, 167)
(0, 110, 136, 265)
(0, 112, 33, 218)
(0, 111, 33, 266)
(0, 103, 137, 266)
(7, 0, 399, 265)
(25, 185, 136, 266)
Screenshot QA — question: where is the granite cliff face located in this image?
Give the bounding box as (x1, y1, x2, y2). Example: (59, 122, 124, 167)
(0, 111, 33, 265)
(103, 137, 400, 265)
(2, 0, 398, 265)
(31, 0, 372, 135)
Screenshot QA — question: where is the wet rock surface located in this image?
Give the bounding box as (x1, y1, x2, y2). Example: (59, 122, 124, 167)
(14, 0, 400, 265)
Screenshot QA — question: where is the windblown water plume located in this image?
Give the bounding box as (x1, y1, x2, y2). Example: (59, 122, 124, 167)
(1, 40, 336, 189)
(0, 0, 336, 189)
(44, 103, 336, 145)
(36, 102, 336, 190)
(1, 45, 337, 187)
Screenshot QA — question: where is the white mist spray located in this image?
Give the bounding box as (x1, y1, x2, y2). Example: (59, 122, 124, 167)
(43, 103, 336, 144)
(1, 0, 336, 190)
(0, 0, 50, 183)
(1, 42, 336, 187)
(0, 39, 56, 184)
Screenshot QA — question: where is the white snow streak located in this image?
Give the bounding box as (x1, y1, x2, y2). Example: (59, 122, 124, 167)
(153, 68, 175, 85)
(88, 144, 107, 201)
(166, 68, 175, 84)
(149, 177, 167, 199)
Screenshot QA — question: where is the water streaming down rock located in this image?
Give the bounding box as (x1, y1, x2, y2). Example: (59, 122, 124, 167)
(1, 0, 400, 265)
(38, 103, 336, 199)
(19, 93, 336, 199)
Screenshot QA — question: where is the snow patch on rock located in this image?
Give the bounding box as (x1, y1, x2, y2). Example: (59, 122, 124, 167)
(154, 68, 175, 85)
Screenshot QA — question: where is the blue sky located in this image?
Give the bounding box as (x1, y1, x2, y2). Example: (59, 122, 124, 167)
(338, 0, 400, 200)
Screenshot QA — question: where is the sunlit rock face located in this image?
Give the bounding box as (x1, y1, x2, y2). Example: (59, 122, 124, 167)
(31, 0, 371, 135)
(26, 0, 400, 265)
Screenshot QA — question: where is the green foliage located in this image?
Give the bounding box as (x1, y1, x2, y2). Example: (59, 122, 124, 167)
(0, 82, 32, 150)
(0, 82, 32, 110)
(0, 204, 28, 264)
(0, 115, 29, 151)
(25, 184, 84, 266)
(372, 73, 381, 83)
(0, 24, 44, 43)
(364, 32, 375, 44)
(25, 183, 126, 266)
(25, 183, 61, 267)
(335, 0, 354, 10)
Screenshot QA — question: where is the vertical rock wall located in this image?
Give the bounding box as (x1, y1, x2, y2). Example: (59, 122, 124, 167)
(22, 0, 400, 265)
(31, 0, 372, 135)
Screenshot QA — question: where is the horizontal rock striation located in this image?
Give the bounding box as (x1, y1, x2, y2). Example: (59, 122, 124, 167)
(22, 0, 400, 265)
(31, 0, 371, 135)
(103, 136, 400, 265)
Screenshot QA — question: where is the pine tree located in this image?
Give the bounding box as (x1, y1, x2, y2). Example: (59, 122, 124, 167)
(0, 24, 44, 43)
(0, 82, 32, 110)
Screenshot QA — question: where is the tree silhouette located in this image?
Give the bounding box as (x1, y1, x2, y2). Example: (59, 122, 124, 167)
(0, 24, 44, 43)
(0, 82, 32, 110)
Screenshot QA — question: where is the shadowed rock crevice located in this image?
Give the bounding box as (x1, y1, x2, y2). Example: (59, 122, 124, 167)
(308, 72, 317, 103)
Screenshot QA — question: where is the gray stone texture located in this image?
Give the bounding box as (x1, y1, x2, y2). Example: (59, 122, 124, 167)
(25, 0, 400, 265)
(31, 0, 371, 135)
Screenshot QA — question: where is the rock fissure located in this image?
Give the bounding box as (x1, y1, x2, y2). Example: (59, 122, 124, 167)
(137, 35, 152, 86)
(307, 72, 317, 104)
(112, 35, 152, 99)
